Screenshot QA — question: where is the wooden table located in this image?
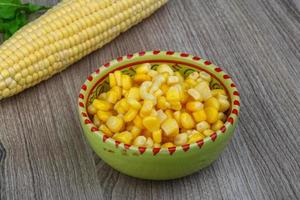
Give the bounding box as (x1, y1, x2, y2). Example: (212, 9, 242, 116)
(0, 0, 299, 199)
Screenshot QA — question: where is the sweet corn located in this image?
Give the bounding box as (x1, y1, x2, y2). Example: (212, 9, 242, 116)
(165, 109, 174, 118)
(98, 93, 107, 100)
(124, 108, 138, 122)
(136, 63, 151, 74)
(174, 133, 188, 146)
(180, 112, 195, 129)
(131, 126, 142, 138)
(140, 100, 154, 117)
(96, 110, 112, 122)
(0, 0, 168, 99)
(166, 86, 181, 102)
(114, 71, 122, 86)
(153, 130, 162, 143)
(114, 101, 127, 114)
(149, 70, 158, 78)
(106, 116, 124, 133)
(145, 137, 154, 147)
(192, 109, 207, 123)
(133, 115, 143, 129)
(127, 98, 141, 110)
(203, 129, 214, 137)
(211, 120, 224, 131)
(185, 78, 197, 87)
(188, 88, 201, 100)
(121, 74, 132, 90)
(199, 71, 211, 82)
(196, 121, 210, 133)
(143, 116, 160, 132)
(157, 64, 174, 75)
(134, 74, 151, 84)
(157, 96, 169, 110)
(195, 82, 212, 101)
(175, 71, 184, 83)
(204, 97, 220, 111)
(106, 91, 118, 104)
(99, 124, 113, 137)
(161, 142, 175, 148)
(218, 112, 227, 122)
(211, 89, 226, 97)
(109, 73, 117, 87)
(161, 118, 179, 137)
(204, 107, 218, 124)
(111, 86, 122, 99)
(87, 104, 97, 115)
(93, 99, 112, 111)
(169, 101, 182, 111)
(161, 84, 169, 94)
(153, 89, 163, 97)
(218, 98, 230, 112)
(188, 72, 199, 80)
(127, 87, 140, 100)
(113, 131, 133, 144)
(167, 76, 179, 85)
(186, 101, 203, 112)
(187, 132, 204, 144)
(173, 111, 181, 125)
(157, 109, 167, 123)
(93, 115, 101, 127)
(133, 136, 147, 147)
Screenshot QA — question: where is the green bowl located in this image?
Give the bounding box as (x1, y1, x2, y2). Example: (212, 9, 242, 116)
(77, 51, 240, 180)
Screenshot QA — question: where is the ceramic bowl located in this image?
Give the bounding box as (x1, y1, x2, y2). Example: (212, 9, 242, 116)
(78, 51, 240, 180)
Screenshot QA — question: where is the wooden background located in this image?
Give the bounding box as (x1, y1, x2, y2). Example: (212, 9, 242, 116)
(0, 0, 299, 199)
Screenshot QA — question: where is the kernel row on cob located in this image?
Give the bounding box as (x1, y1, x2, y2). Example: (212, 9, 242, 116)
(88, 63, 231, 148)
(0, 0, 168, 100)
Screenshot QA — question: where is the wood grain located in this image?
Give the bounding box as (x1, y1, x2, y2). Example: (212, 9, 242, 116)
(0, 0, 299, 199)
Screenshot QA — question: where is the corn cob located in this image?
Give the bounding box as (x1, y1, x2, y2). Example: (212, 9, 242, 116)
(0, 0, 168, 100)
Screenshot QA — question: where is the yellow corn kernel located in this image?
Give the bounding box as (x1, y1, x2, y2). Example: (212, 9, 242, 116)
(218, 98, 230, 112)
(174, 133, 188, 146)
(185, 78, 197, 87)
(131, 126, 142, 138)
(87, 104, 97, 115)
(109, 73, 117, 87)
(192, 109, 207, 123)
(106, 116, 124, 133)
(99, 124, 113, 137)
(211, 89, 226, 97)
(203, 129, 214, 137)
(93, 115, 101, 127)
(136, 63, 151, 74)
(96, 110, 112, 122)
(119, 98, 129, 112)
(157, 64, 174, 75)
(121, 74, 132, 90)
(140, 100, 154, 116)
(175, 71, 184, 83)
(113, 71, 122, 86)
(127, 98, 141, 110)
(113, 131, 133, 144)
(149, 70, 158, 78)
(133, 136, 147, 147)
(187, 132, 204, 144)
(161, 118, 179, 137)
(211, 120, 224, 131)
(188, 72, 199, 80)
(157, 110, 167, 123)
(195, 82, 212, 101)
(126, 87, 140, 100)
(188, 88, 201, 100)
(157, 96, 169, 110)
(152, 130, 162, 144)
(143, 116, 160, 132)
(165, 109, 174, 119)
(180, 112, 195, 129)
(145, 137, 154, 147)
(204, 107, 218, 124)
(167, 76, 179, 85)
(204, 97, 220, 110)
(153, 89, 163, 97)
(173, 111, 181, 125)
(161, 84, 169, 94)
(161, 142, 175, 148)
(133, 74, 151, 84)
(114, 101, 126, 114)
(199, 71, 211, 82)
(92, 99, 112, 111)
(97, 92, 107, 100)
(106, 91, 118, 104)
(186, 101, 203, 112)
(166, 86, 181, 102)
(111, 86, 122, 99)
(218, 112, 227, 122)
(219, 94, 228, 100)
(133, 115, 143, 129)
(169, 101, 182, 111)
(196, 121, 210, 133)
(124, 108, 138, 122)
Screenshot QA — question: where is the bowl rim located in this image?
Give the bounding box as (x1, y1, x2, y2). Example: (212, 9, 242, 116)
(78, 50, 240, 156)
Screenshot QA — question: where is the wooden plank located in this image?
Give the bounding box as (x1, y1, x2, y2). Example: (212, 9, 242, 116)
(0, 0, 299, 199)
